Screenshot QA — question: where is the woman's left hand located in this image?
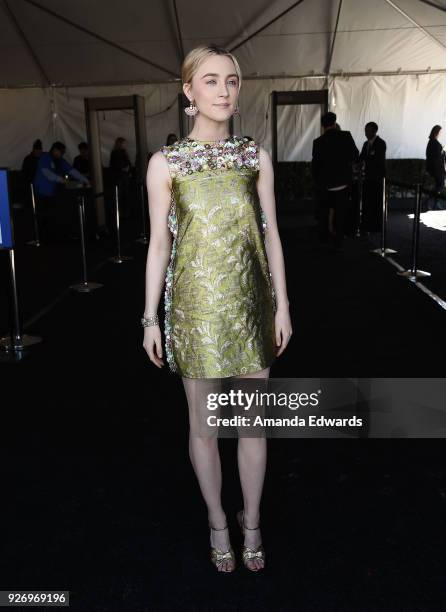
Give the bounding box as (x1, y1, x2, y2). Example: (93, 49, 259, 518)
(275, 306, 293, 357)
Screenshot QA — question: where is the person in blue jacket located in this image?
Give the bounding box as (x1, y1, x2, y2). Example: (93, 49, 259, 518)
(34, 141, 90, 242)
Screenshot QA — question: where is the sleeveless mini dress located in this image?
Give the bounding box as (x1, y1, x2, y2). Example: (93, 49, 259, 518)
(160, 135, 277, 378)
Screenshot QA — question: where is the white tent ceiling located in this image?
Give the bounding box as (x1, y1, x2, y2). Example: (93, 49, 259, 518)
(1, 0, 446, 88)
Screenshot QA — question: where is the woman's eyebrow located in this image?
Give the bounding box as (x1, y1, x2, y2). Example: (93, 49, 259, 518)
(201, 73, 239, 79)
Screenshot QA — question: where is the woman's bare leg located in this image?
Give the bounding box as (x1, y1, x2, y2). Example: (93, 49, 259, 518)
(233, 366, 270, 570)
(182, 376, 234, 571)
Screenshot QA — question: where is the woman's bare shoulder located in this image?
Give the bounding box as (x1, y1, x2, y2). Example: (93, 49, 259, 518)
(148, 150, 170, 174)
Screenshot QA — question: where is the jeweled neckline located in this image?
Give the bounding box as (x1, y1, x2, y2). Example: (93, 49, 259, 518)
(185, 135, 235, 144)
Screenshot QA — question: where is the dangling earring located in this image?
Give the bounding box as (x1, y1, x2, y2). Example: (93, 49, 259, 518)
(184, 100, 198, 116)
(233, 103, 240, 115)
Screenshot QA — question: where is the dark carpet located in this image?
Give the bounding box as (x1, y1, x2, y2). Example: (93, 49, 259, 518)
(1, 203, 446, 611)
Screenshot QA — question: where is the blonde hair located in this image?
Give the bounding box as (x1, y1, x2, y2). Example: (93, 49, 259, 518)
(181, 45, 242, 92)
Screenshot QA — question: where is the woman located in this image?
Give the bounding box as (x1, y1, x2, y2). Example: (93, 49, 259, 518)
(143, 45, 292, 573)
(426, 125, 445, 209)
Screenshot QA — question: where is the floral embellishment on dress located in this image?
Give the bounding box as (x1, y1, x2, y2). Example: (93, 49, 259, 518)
(161, 136, 259, 179)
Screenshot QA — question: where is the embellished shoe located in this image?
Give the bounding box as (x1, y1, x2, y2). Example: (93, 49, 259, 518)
(209, 524, 236, 572)
(236, 510, 265, 571)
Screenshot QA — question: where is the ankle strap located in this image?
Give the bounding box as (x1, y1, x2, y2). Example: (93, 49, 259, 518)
(240, 510, 260, 530)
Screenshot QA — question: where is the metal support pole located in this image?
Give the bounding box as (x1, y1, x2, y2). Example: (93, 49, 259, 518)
(26, 183, 40, 247)
(398, 184, 430, 279)
(271, 91, 278, 165)
(135, 181, 149, 245)
(370, 178, 397, 256)
(109, 185, 133, 263)
(70, 195, 103, 292)
(85, 103, 106, 230)
(0, 249, 42, 359)
(356, 175, 363, 237)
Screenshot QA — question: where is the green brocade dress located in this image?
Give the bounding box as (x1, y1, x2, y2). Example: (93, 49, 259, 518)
(161, 135, 277, 378)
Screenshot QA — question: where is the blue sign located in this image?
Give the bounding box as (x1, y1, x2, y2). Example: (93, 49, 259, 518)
(0, 169, 13, 249)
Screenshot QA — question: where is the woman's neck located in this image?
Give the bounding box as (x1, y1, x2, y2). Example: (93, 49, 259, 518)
(187, 120, 230, 143)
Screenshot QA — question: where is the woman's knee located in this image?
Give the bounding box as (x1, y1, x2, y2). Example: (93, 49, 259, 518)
(189, 429, 219, 448)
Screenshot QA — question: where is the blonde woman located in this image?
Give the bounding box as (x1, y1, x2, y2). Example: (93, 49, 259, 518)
(143, 45, 292, 572)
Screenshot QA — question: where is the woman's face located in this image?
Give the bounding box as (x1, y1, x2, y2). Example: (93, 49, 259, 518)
(184, 54, 239, 122)
(438, 129, 442, 140)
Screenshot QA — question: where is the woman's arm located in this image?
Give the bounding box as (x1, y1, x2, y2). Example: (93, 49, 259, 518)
(257, 146, 293, 356)
(143, 151, 173, 367)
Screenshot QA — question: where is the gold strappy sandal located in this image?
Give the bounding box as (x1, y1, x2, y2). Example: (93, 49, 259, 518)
(209, 524, 236, 572)
(236, 510, 265, 571)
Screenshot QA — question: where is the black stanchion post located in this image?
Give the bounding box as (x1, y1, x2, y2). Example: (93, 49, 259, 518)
(109, 184, 133, 264)
(356, 174, 363, 237)
(0, 250, 42, 360)
(371, 177, 397, 257)
(70, 194, 103, 293)
(0, 167, 41, 362)
(398, 183, 430, 280)
(26, 183, 40, 247)
(135, 181, 149, 245)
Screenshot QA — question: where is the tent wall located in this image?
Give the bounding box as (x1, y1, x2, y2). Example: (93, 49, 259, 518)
(332, 73, 446, 159)
(1, 73, 445, 170)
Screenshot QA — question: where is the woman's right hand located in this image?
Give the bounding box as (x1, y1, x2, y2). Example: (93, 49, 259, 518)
(143, 325, 164, 368)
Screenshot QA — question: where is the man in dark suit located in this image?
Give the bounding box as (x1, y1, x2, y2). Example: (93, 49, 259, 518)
(359, 122, 386, 232)
(312, 112, 359, 250)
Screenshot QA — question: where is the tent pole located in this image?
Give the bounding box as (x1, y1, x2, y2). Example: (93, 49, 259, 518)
(417, 0, 446, 12)
(22, 0, 180, 78)
(3, 0, 51, 86)
(383, 0, 446, 54)
(172, 0, 185, 62)
(229, 0, 307, 53)
(327, 0, 343, 76)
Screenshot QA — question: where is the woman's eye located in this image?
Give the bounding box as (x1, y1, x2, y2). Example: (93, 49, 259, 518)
(206, 79, 237, 85)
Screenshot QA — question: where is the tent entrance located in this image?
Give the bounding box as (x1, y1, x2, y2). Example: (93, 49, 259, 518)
(84, 95, 148, 229)
(271, 90, 329, 164)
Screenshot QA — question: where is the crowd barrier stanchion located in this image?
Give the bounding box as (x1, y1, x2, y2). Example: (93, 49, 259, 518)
(26, 183, 40, 247)
(371, 177, 397, 257)
(356, 175, 363, 237)
(0, 167, 41, 362)
(70, 193, 103, 293)
(0, 249, 42, 361)
(398, 183, 430, 280)
(109, 185, 133, 264)
(135, 181, 149, 245)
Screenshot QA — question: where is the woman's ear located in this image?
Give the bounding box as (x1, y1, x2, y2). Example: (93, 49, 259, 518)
(183, 82, 192, 102)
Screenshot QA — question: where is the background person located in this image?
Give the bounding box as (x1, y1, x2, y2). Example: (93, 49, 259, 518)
(426, 125, 446, 210)
(165, 133, 178, 146)
(33, 141, 90, 241)
(312, 112, 359, 251)
(359, 122, 387, 232)
(73, 141, 91, 178)
(21, 139, 43, 184)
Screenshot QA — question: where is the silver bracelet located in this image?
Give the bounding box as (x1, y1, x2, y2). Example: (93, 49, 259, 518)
(141, 314, 159, 327)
